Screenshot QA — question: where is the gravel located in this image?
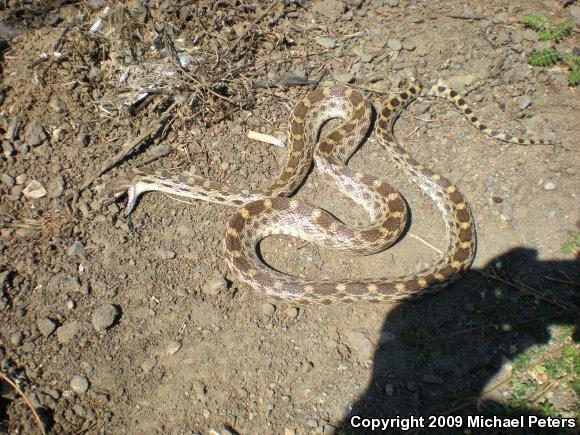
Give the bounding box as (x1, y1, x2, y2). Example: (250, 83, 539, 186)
(387, 39, 403, 51)
(37, 316, 58, 337)
(515, 95, 532, 109)
(202, 276, 228, 295)
(24, 121, 48, 147)
(70, 375, 89, 394)
(315, 36, 336, 49)
(91, 304, 120, 331)
(543, 181, 556, 190)
(260, 302, 276, 316)
(56, 321, 79, 343)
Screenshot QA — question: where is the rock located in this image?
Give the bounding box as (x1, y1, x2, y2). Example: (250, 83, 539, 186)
(285, 307, 299, 318)
(315, 37, 336, 49)
(571, 6, 580, 26)
(88, 66, 101, 81)
(543, 181, 556, 190)
(422, 374, 443, 384)
(0, 270, 10, 295)
(37, 316, 57, 337)
(403, 40, 416, 51)
(15, 174, 27, 185)
(345, 330, 375, 361)
(510, 44, 523, 53)
(191, 380, 206, 399)
(155, 249, 176, 260)
(24, 122, 48, 147)
(47, 175, 65, 198)
(360, 53, 373, 63)
(333, 70, 355, 84)
(515, 95, 532, 109)
(307, 419, 318, 428)
(387, 39, 403, 51)
(50, 97, 67, 113)
(284, 429, 296, 435)
(91, 304, 120, 331)
(386, 0, 399, 5)
(202, 276, 228, 295)
(379, 331, 396, 344)
(141, 357, 157, 373)
(10, 331, 23, 346)
(522, 29, 537, 41)
(22, 180, 47, 198)
(166, 340, 182, 355)
(76, 133, 89, 147)
(70, 375, 89, 394)
(448, 73, 477, 89)
(260, 302, 276, 316)
(56, 321, 79, 343)
(2, 173, 15, 188)
(323, 424, 336, 435)
(384, 383, 394, 395)
(67, 241, 86, 258)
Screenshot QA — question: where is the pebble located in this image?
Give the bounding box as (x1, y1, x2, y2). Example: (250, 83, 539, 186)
(386, 0, 399, 5)
(47, 176, 65, 198)
(387, 39, 403, 51)
(24, 121, 48, 147)
(91, 304, 120, 331)
(1, 173, 15, 188)
(56, 321, 79, 343)
(70, 375, 89, 394)
(345, 330, 375, 361)
(323, 424, 336, 435)
(422, 374, 443, 384)
(166, 339, 182, 355)
(37, 316, 57, 337)
(285, 307, 299, 318)
(203, 409, 211, 419)
(22, 180, 47, 198)
(515, 95, 532, 109)
(260, 302, 276, 316)
(202, 276, 228, 295)
(50, 97, 67, 113)
(385, 383, 394, 395)
(15, 174, 27, 185)
(155, 249, 176, 260)
(141, 357, 157, 373)
(284, 429, 296, 435)
(76, 133, 90, 147)
(315, 37, 336, 49)
(88, 66, 101, 81)
(67, 240, 86, 258)
(10, 331, 23, 346)
(191, 380, 206, 399)
(403, 40, 416, 51)
(543, 181, 556, 190)
(379, 331, 396, 344)
(510, 44, 523, 53)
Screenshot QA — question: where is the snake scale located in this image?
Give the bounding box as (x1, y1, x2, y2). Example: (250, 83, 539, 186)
(107, 80, 558, 303)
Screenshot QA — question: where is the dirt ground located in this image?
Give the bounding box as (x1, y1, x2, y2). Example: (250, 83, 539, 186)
(0, 0, 578, 434)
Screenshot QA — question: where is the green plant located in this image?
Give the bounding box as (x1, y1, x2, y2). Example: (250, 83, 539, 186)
(523, 13, 577, 86)
(561, 234, 580, 256)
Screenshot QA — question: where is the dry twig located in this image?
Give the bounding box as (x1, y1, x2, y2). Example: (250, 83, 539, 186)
(0, 372, 46, 435)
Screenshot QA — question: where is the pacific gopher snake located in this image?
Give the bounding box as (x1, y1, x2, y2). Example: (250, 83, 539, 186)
(106, 80, 558, 303)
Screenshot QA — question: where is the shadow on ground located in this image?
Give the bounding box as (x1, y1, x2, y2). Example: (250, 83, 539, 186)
(339, 247, 578, 434)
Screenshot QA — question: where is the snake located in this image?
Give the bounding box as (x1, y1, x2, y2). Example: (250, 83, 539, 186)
(105, 80, 559, 303)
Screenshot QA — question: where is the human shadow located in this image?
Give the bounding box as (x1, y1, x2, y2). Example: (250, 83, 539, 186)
(339, 247, 578, 434)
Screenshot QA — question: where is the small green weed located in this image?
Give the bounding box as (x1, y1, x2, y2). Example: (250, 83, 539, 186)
(523, 13, 578, 86)
(561, 234, 580, 257)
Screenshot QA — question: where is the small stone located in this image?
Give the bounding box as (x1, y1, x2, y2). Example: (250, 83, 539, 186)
(384, 383, 394, 395)
(70, 375, 89, 394)
(50, 97, 67, 113)
(67, 240, 86, 258)
(403, 40, 416, 51)
(260, 302, 276, 316)
(47, 176, 65, 198)
(510, 44, 523, 53)
(422, 374, 443, 384)
(10, 331, 23, 346)
(37, 316, 57, 337)
(515, 95, 532, 109)
(22, 180, 47, 198)
(284, 429, 296, 435)
(379, 331, 396, 344)
(141, 357, 157, 373)
(387, 39, 403, 51)
(360, 53, 373, 63)
(15, 174, 27, 185)
(88, 66, 101, 81)
(191, 380, 206, 399)
(203, 409, 211, 419)
(323, 424, 336, 435)
(543, 181, 556, 190)
(91, 304, 120, 331)
(56, 321, 79, 343)
(155, 249, 176, 260)
(333, 70, 355, 84)
(307, 419, 318, 428)
(202, 276, 228, 295)
(1, 173, 15, 188)
(24, 122, 48, 147)
(166, 340, 182, 355)
(315, 37, 336, 49)
(76, 133, 89, 147)
(285, 307, 299, 318)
